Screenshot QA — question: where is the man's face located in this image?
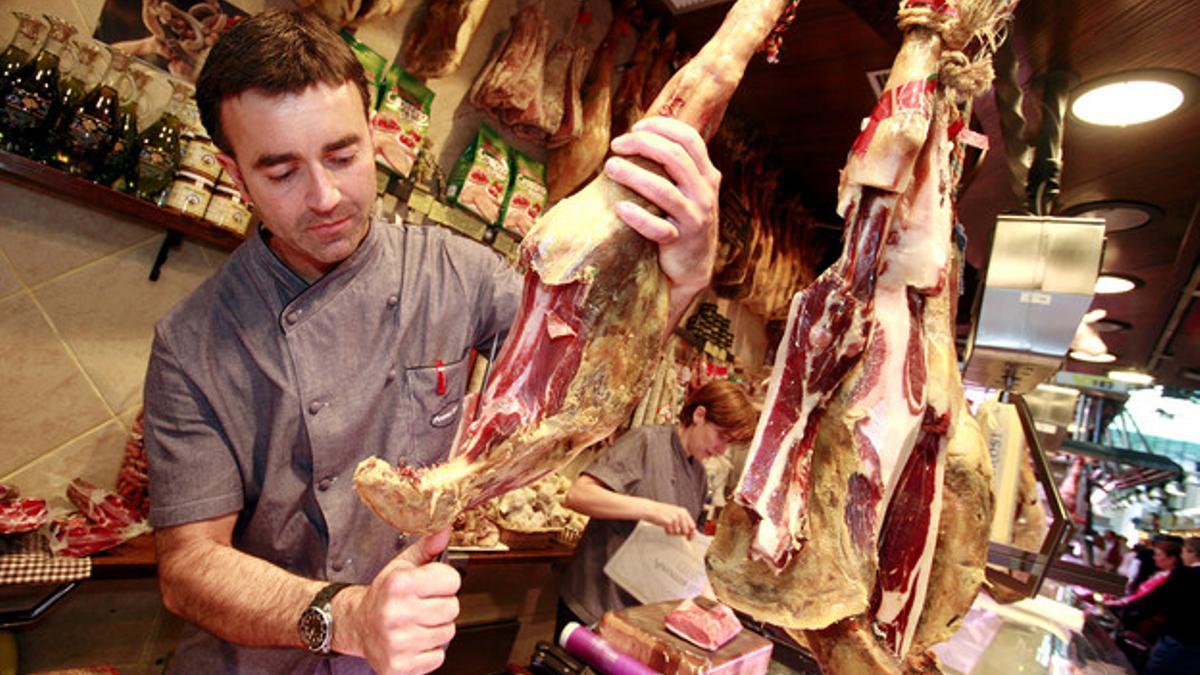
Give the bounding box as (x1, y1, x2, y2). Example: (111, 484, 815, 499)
(217, 81, 376, 282)
(1153, 546, 1175, 571)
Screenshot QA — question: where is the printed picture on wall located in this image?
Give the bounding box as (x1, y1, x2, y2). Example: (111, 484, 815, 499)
(93, 0, 247, 83)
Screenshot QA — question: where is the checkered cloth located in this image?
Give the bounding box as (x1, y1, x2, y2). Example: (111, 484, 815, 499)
(0, 553, 91, 585)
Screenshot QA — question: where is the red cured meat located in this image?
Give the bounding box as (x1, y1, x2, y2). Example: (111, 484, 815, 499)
(67, 478, 141, 530)
(664, 598, 743, 652)
(49, 512, 127, 558)
(0, 497, 48, 535)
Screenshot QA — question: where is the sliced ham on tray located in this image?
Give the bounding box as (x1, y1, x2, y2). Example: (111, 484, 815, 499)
(664, 598, 743, 652)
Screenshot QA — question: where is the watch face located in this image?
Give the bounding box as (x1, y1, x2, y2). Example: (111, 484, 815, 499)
(299, 606, 331, 652)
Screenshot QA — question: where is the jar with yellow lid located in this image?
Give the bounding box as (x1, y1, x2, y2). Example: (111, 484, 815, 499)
(204, 185, 253, 236)
(162, 170, 213, 219)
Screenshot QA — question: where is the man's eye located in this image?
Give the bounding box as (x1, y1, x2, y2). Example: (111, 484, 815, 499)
(331, 153, 356, 167)
(267, 170, 295, 183)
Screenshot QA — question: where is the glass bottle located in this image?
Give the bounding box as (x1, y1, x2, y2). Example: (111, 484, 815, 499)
(0, 14, 76, 158)
(132, 78, 189, 202)
(57, 39, 100, 110)
(51, 47, 132, 177)
(99, 59, 149, 190)
(0, 12, 47, 91)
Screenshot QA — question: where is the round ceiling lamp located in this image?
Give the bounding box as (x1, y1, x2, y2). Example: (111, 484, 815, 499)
(1071, 70, 1197, 126)
(1107, 369, 1155, 386)
(1062, 200, 1163, 233)
(1094, 274, 1141, 294)
(1070, 351, 1117, 363)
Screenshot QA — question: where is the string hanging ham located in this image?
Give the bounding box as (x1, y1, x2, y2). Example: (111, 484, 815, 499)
(355, 0, 804, 534)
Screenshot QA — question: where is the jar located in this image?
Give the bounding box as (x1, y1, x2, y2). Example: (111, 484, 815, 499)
(162, 171, 214, 218)
(215, 168, 238, 191)
(178, 132, 221, 181)
(204, 185, 253, 236)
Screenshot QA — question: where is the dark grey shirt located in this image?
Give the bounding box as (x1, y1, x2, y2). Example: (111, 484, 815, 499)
(144, 220, 519, 674)
(559, 425, 708, 625)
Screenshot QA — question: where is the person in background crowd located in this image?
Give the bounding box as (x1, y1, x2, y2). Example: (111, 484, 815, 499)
(555, 381, 758, 637)
(1101, 531, 1126, 572)
(143, 10, 722, 675)
(1128, 538, 1161, 594)
(1108, 539, 1200, 675)
(1108, 537, 1183, 610)
(1183, 537, 1199, 567)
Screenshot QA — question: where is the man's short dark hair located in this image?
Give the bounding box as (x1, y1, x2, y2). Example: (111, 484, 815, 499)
(195, 10, 371, 155)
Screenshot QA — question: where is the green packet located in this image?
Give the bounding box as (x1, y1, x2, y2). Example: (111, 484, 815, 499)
(447, 124, 511, 226)
(373, 64, 434, 178)
(498, 151, 546, 237)
(340, 30, 386, 109)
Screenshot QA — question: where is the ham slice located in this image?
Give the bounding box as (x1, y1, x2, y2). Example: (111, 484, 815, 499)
(402, 0, 493, 79)
(0, 497, 48, 535)
(355, 0, 803, 534)
(664, 598, 743, 652)
(67, 478, 142, 530)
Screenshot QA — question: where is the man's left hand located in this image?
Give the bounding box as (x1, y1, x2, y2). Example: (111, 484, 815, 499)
(603, 116, 721, 300)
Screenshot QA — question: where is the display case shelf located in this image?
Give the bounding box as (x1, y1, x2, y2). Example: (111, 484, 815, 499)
(0, 148, 244, 251)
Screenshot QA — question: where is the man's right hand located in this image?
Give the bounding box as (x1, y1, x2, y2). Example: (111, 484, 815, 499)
(644, 501, 697, 539)
(336, 529, 461, 675)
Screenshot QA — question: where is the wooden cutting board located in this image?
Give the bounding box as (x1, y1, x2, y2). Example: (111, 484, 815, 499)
(597, 601, 773, 675)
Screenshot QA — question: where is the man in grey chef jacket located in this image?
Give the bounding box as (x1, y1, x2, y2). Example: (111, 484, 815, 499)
(142, 10, 722, 675)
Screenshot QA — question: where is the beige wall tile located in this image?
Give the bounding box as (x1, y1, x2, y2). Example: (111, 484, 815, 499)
(0, 252, 21, 299)
(35, 237, 215, 413)
(0, 183, 159, 287)
(1, 418, 128, 508)
(0, 293, 110, 477)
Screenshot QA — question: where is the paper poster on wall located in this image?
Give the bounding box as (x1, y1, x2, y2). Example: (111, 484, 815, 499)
(93, 0, 248, 82)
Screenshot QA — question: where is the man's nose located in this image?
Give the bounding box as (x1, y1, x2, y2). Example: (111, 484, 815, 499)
(307, 166, 340, 213)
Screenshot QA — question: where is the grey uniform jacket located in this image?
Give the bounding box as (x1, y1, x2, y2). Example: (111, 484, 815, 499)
(144, 220, 520, 674)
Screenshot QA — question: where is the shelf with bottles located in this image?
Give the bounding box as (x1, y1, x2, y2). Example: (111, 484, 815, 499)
(0, 11, 247, 257)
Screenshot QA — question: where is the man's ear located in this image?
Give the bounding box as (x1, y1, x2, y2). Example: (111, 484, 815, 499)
(216, 153, 252, 205)
(691, 405, 707, 426)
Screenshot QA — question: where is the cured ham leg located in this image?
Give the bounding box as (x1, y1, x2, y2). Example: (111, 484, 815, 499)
(355, 0, 802, 534)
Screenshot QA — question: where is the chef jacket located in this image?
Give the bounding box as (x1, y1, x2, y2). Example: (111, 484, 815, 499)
(144, 219, 520, 674)
(559, 424, 708, 626)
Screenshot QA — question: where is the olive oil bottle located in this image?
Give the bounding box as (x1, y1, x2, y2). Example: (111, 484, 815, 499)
(99, 62, 149, 190)
(132, 79, 189, 202)
(0, 13, 46, 92)
(0, 15, 75, 158)
(57, 40, 101, 110)
(51, 47, 132, 177)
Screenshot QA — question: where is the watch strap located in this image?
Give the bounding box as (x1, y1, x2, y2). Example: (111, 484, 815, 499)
(312, 581, 351, 610)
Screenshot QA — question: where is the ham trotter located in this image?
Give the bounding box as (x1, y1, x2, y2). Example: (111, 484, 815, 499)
(355, 0, 804, 535)
(664, 598, 743, 652)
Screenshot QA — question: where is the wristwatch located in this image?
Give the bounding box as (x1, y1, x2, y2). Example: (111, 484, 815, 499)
(298, 582, 351, 654)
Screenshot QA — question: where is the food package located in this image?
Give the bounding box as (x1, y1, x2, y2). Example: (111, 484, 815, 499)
(49, 480, 151, 557)
(498, 150, 547, 236)
(340, 30, 388, 109)
(67, 479, 141, 530)
(372, 65, 434, 178)
(0, 497, 48, 536)
(447, 124, 512, 225)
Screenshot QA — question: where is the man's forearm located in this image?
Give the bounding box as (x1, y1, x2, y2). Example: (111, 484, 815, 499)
(158, 535, 323, 649)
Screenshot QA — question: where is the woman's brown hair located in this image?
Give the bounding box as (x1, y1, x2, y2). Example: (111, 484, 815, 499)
(679, 380, 758, 442)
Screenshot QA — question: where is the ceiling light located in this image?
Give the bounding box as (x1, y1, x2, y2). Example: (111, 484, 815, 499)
(1094, 274, 1140, 294)
(1071, 70, 1197, 126)
(1107, 369, 1155, 386)
(1070, 351, 1117, 363)
(1062, 200, 1163, 233)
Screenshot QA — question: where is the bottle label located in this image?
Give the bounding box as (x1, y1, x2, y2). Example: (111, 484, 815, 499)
(2, 87, 53, 133)
(61, 112, 115, 158)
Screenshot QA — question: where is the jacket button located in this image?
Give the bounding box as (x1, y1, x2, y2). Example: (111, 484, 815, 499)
(331, 560, 345, 572)
(286, 309, 302, 324)
(387, 295, 399, 308)
(318, 477, 333, 491)
(309, 401, 324, 414)
(386, 369, 397, 383)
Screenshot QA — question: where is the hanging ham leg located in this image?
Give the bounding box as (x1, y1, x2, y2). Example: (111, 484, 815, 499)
(355, 0, 802, 534)
(611, 19, 660, 138)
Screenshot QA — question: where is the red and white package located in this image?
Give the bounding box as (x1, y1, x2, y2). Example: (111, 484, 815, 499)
(67, 478, 141, 529)
(663, 597, 743, 652)
(0, 497, 48, 535)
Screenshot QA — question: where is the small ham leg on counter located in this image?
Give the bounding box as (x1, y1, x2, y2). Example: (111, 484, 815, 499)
(355, 0, 802, 534)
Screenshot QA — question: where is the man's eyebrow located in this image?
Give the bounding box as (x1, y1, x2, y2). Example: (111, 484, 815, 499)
(251, 135, 361, 170)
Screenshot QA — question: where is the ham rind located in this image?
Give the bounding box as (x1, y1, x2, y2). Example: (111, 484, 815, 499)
(355, 0, 802, 534)
(611, 19, 660, 139)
